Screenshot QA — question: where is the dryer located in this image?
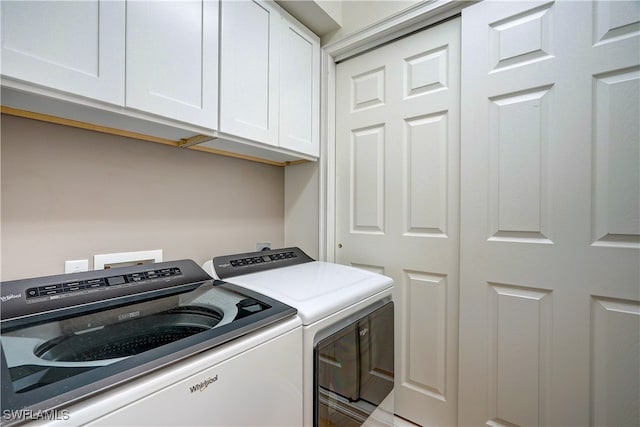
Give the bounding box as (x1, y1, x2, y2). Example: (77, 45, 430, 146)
(204, 247, 395, 427)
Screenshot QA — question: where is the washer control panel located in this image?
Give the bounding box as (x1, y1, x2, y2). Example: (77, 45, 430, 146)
(0, 260, 209, 323)
(213, 247, 314, 279)
(25, 267, 182, 301)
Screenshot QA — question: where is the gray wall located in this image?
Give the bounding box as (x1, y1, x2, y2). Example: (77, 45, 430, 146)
(285, 161, 319, 260)
(1, 114, 285, 280)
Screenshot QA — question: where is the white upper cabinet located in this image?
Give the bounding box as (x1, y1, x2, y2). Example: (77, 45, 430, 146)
(279, 16, 320, 157)
(219, 0, 280, 144)
(219, 0, 320, 158)
(0, 0, 125, 106)
(126, 0, 218, 129)
(1, 0, 319, 163)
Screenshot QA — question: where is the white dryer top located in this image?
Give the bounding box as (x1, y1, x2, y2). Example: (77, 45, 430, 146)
(219, 261, 393, 325)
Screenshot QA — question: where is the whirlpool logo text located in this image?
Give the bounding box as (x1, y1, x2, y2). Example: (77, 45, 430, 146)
(189, 375, 218, 393)
(0, 293, 21, 303)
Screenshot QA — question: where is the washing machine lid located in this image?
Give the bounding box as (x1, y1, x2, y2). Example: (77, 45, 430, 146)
(0, 260, 297, 424)
(219, 259, 393, 325)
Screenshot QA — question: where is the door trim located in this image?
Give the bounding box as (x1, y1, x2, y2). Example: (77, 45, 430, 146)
(323, 0, 470, 63)
(319, 0, 469, 262)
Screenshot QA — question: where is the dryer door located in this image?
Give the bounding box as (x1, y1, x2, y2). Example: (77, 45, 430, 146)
(314, 300, 394, 427)
(316, 323, 360, 401)
(359, 301, 394, 406)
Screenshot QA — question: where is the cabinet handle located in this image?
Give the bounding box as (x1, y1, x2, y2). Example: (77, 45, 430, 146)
(337, 243, 343, 249)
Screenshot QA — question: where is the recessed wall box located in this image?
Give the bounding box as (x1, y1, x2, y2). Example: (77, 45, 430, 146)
(94, 250, 163, 270)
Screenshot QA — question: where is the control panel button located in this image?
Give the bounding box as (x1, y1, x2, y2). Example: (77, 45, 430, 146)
(18, 267, 185, 302)
(106, 276, 126, 286)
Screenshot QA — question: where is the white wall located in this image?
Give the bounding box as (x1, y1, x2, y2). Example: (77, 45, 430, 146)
(321, 0, 421, 45)
(1, 115, 285, 280)
(283, 1, 422, 260)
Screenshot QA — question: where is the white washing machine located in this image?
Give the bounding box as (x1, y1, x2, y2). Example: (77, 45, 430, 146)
(1, 260, 302, 426)
(204, 247, 395, 427)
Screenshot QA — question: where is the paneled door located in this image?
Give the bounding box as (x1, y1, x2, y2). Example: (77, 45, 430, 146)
(459, 1, 640, 425)
(336, 18, 461, 426)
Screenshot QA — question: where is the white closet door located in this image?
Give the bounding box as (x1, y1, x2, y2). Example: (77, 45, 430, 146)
(0, 0, 124, 105)
(459, 1, 640, 425)
(336, 18, 461, 426)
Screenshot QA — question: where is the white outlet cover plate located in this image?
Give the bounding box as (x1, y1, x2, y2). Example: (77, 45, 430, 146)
(65, 259, 89, 274)
(256, 242, 271, 251)
(94, 250, 163, 270)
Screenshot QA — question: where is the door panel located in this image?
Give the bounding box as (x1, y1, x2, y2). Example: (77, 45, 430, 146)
(404, 113, 449, 237)
(459, 1, 639, 425)
(336, 18, 460, 426)
(592, 68, 639, 246)
(351, 125, 385, 234)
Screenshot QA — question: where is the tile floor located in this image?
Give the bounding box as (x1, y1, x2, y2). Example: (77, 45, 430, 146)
(394, 415, 421, 426)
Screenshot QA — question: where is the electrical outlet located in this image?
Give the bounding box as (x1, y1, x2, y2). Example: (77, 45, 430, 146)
(65, 259, 89, 274)
(256, 242, 271, 251)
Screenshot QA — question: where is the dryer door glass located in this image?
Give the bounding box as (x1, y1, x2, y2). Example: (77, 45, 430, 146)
(314, 300, 394, 427)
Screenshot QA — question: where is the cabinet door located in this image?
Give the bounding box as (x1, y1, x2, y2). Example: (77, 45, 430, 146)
(278, 15, 320, 157)
(219, 0, 279, 145)
(126, 0, 218, 129)
(0, 0, 124, 105)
